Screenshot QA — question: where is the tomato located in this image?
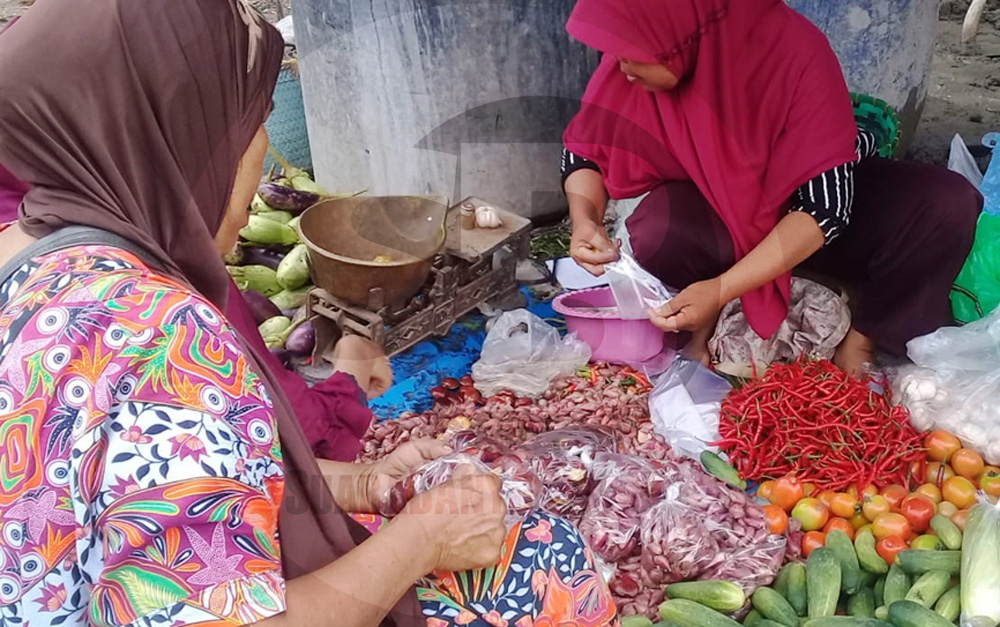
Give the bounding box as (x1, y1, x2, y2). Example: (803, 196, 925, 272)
(862, 495, 891, 522)
(849, 512, 870, 530)
(911, 534, 943, 551)
(899, 495, 936, 533)
(757, 480, 776, 502)
(937, 501, 959, 518)
(981, 467, 1000, 498)
(830, 493, 861, 518)
(802, 531, 826, 557)
(881, 485, 909, 512)
(857, 523, 873, 536)
(914, 483, 943, 504)
(951, 449, 985, 480)
(876, 535, 908, 564)
(942, 476, 978, 509)
(817, 490, 838, 509)
(803, 482, 817, 497)
(926, 462, 956, 487)
(951, 509, 970, 532)
(847, 484, 879, 500)
(823, 517, 855, 540)
(792, 498, 831, 532)
(763, 505, 789, 535)
(924, 430, 962, 462)
(872, 513, 912, 540)
(770, 475, 806, 512)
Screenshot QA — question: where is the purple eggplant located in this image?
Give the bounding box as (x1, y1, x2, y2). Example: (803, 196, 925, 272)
(270, 348, 293, 370)
(243, 290, 282, 325)
(257, 182, 320, 214)
(285, 321, 316, 356)
(239, 245, 286, 271)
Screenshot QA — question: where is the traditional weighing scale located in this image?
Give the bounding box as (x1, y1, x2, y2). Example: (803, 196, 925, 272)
(299, 195, 531, 367)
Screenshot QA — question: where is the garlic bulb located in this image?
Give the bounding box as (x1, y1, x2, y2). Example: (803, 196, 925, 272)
(475, 205, 503, 229)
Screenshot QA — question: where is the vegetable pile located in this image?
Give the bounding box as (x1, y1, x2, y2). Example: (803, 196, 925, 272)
(716, 359, 924, 492)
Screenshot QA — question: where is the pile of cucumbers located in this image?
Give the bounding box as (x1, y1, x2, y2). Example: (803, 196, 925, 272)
(621, 519, 966, 627)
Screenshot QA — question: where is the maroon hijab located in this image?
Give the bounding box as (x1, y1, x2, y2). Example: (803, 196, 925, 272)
(0, 1, 420, 623)
(564, 0, 859, 339)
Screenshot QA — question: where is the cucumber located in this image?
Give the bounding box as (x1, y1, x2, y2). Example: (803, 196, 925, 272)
(886, 599, 955, 627)
(895, 550, 961, 576)
(744, 610, 763, 627)
(665, 581, 746, 613)
(785, 562, 808, 616)
(700, 451, 746, 490)
(873, 606, 888, 621)
(652, 622, 683, 627)
(858, 570, 878, 589)
(928, 515, 962, 550)
(903, 570, 950, 608)
(621, 617, 654, 627)
(873, 576, 885, 607)
(757, 621, 788, 627)
(806, 548, 841, 619)
(932, 585, 960, 622)
(658, 599, 741, 627)
(752, 587, 799, 627)
(774, 563, 796, 599)
(826, 530, 863, 594)
(801, 619, 893, 626)
(854, 530, 889, 574)
(882, 563, 910, 607)
(847, 588, 875, 618)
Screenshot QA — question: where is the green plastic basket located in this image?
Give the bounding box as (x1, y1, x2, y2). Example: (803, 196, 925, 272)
(850, 92, 901, 159)
(263, 64, 312, 175)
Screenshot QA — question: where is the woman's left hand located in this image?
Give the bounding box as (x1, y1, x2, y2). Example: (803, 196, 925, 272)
(649, 277, 725, 333)
(364, 439, 452, 512)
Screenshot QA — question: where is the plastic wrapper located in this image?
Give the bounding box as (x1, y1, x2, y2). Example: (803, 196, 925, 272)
(639, 483, 721, 585)
(519, 428, 616, 522)
(649, 357, 732, 461)
(960, 496, 1000, 627)
(699, 535, 787, 595)
(579, 454, 673, 562)
(604, 251, 674, 320)
(472, 309, 591, 398)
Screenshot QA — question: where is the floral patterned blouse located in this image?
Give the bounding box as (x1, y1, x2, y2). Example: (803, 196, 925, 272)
(0, 245, 287, 626)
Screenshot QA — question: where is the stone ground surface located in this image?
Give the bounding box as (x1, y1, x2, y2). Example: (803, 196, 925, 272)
(0, 0, 998, 167)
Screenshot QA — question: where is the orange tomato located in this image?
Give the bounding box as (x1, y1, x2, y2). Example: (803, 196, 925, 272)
(792, 498, 831, 532)
(847, 484, 879, 500)
(823, 517, 856, 540)
(981, 467, 1000, 498)
(926, 463, 956, 487)
(862, 495, 892, 522)
(881, 485, 909, 512)
(763, 504, 789, 535)
(942, 476, 978, 509)
(817, 490, 838, 509)
(849, 512, 870, 530)
(924, 430, 962, 462)
(951, 509, 970, 532)
(830, 493, 861, 518)
(899, 495, 936, 533)
(757, 480, 776, 502)
(936, 501, 959, 518)
(914, 484, 943, 504)
(802, 531, 827, 557)
(770, 475, 806, 512)
(857, 523, 874, 536)
(872, 513, 912, 540)
(951, 449, 985, 480)
(803, 482, 817, 497)
(876, 535, 907, 564)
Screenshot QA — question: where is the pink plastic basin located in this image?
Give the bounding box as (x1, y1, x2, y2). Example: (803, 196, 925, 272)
(553, 286, 669, 365)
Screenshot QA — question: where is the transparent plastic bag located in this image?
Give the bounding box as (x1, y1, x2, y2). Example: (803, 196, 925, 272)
(519, 428, 616, 522)
(649, 357, 732, 461)
(639, 483, 721, 586)
(699, 535, 787, 595)
(605, 251, 674, 320)
(472, 309, 592, 398)
(960, 496, 1000, 627)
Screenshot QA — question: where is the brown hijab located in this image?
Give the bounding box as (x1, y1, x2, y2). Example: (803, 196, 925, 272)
(0, 0, 420, 623)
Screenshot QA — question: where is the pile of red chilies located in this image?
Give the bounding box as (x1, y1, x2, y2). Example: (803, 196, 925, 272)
(715, 359, 925, 492)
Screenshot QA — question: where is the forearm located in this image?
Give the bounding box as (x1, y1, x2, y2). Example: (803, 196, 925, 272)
(565, 168, 608, 226)
(317, 458, 378, 513)
(719, 211, 824, 302)
(256, 516, 432, 627)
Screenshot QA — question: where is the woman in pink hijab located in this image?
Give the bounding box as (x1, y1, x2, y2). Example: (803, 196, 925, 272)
(562, 0, 982, 373)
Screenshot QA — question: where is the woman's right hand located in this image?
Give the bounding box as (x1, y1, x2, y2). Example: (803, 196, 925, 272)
(570, 219, 620, 276)
(399, 466, 507, 573)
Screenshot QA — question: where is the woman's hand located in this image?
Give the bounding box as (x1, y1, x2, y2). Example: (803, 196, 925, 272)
(649, 277, 724, 333)
(330, 335, 392, 399)
(570, 219, 620, 276)
(364, 439, 451, 512)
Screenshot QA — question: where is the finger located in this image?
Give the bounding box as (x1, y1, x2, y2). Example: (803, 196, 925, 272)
(572, 245, 612, 265)
(413, 439, 451, 460)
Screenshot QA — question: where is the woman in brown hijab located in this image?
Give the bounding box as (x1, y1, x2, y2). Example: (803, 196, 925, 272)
(0, 1, 617, 626)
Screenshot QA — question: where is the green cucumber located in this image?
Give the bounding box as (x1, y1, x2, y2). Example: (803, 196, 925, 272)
(774, 563, 796, 599)
(903, 570, 950, 608)
(621, 617, 654, 627)
(658, 599, 741, 627)
(785, 562, 808, 616)
(752, 587, 799, 627)
(882, 563, 910, 607)
(699, 451, 746, 490)
(932, 585, 960, 622)
(664, 581, 745, 613)
(744, 610, 763, 627)
(801, 619, 892, 626)
(886, 599, 955, 627)
(806, 548, 841, 619)
(757, 621, 788, 627)
(928, 515, 962, 550)
(873, 606, 888, 621)
(854, 530, 889, 574)
(826, 530, 863, 594)
(873, 576, 885, 607)
(895, 550, 961, 576)
(847, 588, 875, 618)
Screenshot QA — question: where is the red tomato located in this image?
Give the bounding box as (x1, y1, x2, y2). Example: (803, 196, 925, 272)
(924, 430, 962, 462)
(981, 467, 1000, 498)
(951, 449, 985, 480)
(823, 517, 856, 540)
(914, 484, 943, 504)
(792, 498, 831, 532)
(847, 484, 879, 500)
(802, 531, 827, 557)
(881, 485, 909, 512)
(872, 513, 912, 540)
(942, 476, 978, 509)
(817, 490, 838, 509)
(926, 463, 956, 487)
(830, 493, 861, 518)
(763, 505, 789, 535)
(876, 535, 907, 564)
(862, 495, 891, 522)
(899, 495, 936, 533)
(770, 476, 806, 512)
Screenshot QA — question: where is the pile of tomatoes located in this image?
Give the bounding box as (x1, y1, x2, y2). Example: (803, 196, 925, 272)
(757, 429, 1000, 561)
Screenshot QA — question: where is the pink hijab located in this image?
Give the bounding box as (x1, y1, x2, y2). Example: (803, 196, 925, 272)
(564, 0, 859, 338)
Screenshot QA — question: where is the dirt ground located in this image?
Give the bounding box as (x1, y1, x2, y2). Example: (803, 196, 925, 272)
(1, 0, 998, 168)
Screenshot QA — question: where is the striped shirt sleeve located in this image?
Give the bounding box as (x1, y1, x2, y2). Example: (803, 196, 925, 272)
(561, 147, 601, 188)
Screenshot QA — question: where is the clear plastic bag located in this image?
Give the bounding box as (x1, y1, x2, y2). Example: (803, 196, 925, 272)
(605, 251, 674, 320)
(639, 483, 721, 586)
(649, 357, 732, 461)
(472, 309, 592, 398)
(519, 428, 616, 522)
(699, 535, 787, 595)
